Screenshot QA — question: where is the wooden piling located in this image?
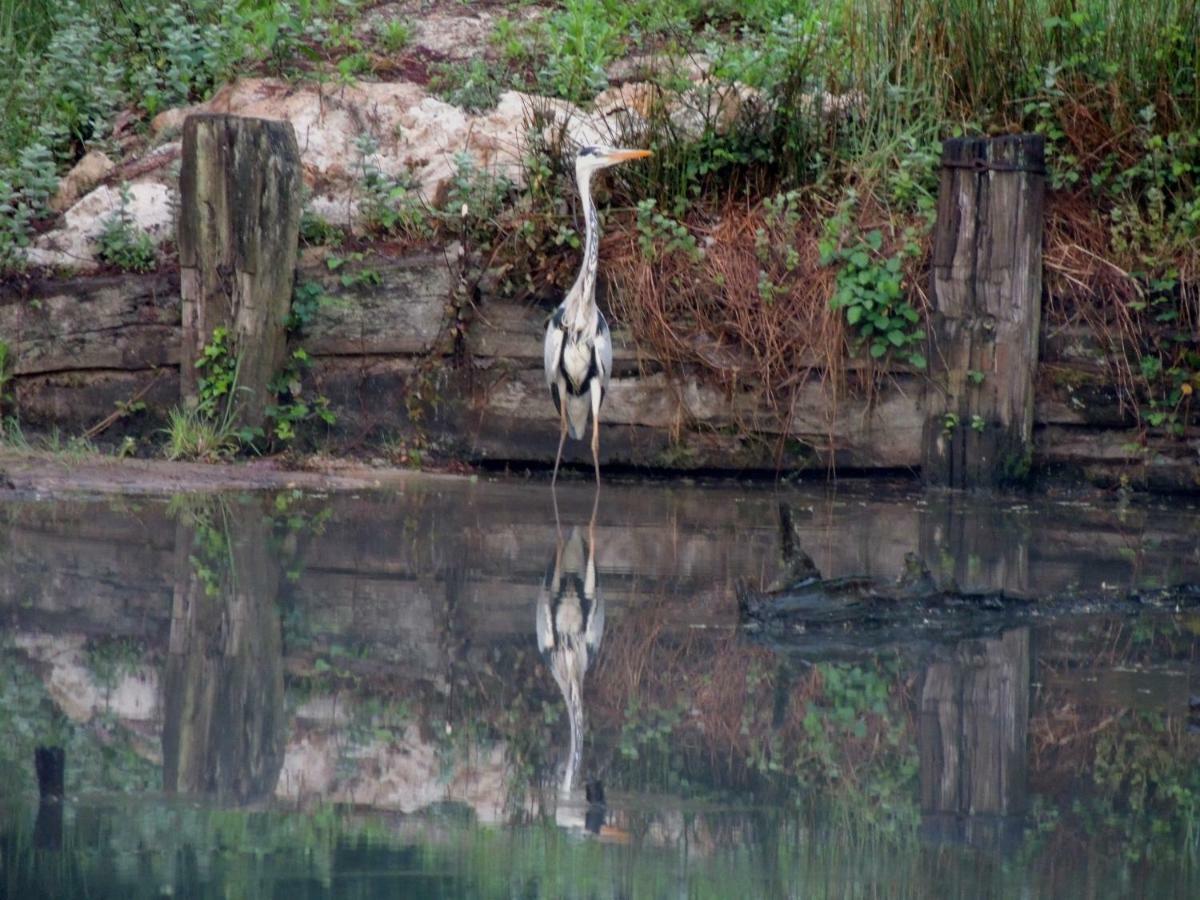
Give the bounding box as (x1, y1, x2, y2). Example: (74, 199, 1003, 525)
(922, 134, 1045, 488)
(178, 114, 302, 429)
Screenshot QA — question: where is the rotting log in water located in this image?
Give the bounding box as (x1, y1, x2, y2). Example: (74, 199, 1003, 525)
(738, 504, 1200, 657)
(922, 134, 1045, 488)
(178, 113, 302, 430)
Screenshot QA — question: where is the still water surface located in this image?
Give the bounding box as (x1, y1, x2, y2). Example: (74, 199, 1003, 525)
(2, 478, 1200, 898)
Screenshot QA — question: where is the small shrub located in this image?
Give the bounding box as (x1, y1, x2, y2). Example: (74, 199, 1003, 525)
(299, 210, 345, 247)
(429, 59, 507, 113)
(0, 142, 58, 272)
(352, 133, 431, 239)
(823, 229, 926, 370)
(375, 19, 411, 53)
(539, 0, 626, 103)
(441, 152, 512, 245)
(96, 184, 157, 272)
(163, 405, 240, 462)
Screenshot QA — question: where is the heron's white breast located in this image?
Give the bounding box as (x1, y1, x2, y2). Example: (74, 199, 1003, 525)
(555, 596, 584, 635)
(562, 338, 592, 390)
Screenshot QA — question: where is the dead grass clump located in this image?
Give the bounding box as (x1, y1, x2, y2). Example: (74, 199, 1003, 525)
(1043, 188, 1200, 430)
(605, 195, 870, 438)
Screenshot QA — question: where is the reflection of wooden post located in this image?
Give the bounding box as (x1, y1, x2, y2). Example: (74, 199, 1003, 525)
(920, 492, 1030, 596)
(178, 114, 302, 429)
(34, 746, 65, 851)
(163, 500, 285, 802)
(920, 628, 1029, 846)
(922, 135, 1044, 488)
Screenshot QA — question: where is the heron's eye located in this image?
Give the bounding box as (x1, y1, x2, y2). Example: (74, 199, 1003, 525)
(579, 146, 597, 157)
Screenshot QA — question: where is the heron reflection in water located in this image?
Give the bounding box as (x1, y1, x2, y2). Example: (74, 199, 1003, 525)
(537, 492, 605, 801)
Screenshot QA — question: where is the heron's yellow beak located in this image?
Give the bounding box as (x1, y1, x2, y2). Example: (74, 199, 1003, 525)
(604, 149, 652, 163)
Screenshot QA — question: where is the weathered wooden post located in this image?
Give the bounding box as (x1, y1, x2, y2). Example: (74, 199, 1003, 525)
(178, 114, 302, 429)
(922, 134, 1045, 488)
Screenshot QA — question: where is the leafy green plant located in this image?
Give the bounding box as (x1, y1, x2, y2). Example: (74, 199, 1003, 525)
(539, 0, 625, 103)
(374, 19, 410, 53)
(352, 132, 431, 239)
(326, 251, 382, 287)
(823, 229, 926, 369)
(299, 209, 344, 247)
(0, 142, 57, 272)
(429, 59, 507, 113)
(441, 151, 512, 245)
(635, 199, 699, 261)
(163, 325, 244, 461)
(265, 347, 335, 444)
(96, 183, 157, 272)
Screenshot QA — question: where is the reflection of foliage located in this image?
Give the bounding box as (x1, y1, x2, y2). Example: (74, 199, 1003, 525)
(167, 493, 236, 598)
(0, 648, 157, 805)
(269, 489, 333, 584)
(85, 637, 145, 691)
(594, 616, 918, 826)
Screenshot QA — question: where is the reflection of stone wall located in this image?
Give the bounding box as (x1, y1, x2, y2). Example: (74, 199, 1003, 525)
(2, 486, 1196, 652)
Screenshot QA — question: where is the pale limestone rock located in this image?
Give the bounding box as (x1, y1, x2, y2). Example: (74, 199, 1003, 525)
(12, 633, 159, 723)
(607, 52, 713, 84)
(27, 180, 174, 272)
(28, 72, 685, 265)
(51, 150, 115, 212)
(274, 723, 514, 823)
(669, 80, 765, 139)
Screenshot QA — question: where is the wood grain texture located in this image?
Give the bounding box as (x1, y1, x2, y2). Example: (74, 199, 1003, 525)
(924, 134, 1045, 487)
(178, 114, 302, 427)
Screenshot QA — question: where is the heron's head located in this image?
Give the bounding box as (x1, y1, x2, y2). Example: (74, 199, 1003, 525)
(575, 145, 652, 182)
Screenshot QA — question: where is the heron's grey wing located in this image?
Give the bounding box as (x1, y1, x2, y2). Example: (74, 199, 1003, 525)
(544, 309, 565, 391)
(536, 578, 555, 653)
(585, 592, 605, 654)
(595, 311, 613, 395)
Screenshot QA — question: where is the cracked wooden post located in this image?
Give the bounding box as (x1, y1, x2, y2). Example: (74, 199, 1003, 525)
(178, 114, 302, 429)
(922, 134, 1045, 488)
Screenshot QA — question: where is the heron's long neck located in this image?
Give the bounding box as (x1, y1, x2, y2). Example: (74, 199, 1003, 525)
(565, 172, 599, 332)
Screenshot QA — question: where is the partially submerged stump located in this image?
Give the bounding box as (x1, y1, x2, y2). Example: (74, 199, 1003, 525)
(923, 134, 1045, 488)
(178, 114, 302, 429)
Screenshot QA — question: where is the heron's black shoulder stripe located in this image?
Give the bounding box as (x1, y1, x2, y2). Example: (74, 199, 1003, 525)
(551, 307, 565, 329)
(560, 341, 603, 396)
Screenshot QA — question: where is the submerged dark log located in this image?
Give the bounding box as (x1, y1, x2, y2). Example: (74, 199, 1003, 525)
(739, 503, 1200, 656)
(739, 569, 1200, 645)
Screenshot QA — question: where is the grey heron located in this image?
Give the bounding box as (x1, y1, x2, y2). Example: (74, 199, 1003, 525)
(536, 516, 604, 796)
(544, 145, 652, 484)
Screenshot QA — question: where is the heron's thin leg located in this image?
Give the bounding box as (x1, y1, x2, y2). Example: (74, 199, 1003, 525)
(590, 381, 602, 486)
(552, 481, 563, 539)
(552, 384, 569, 486)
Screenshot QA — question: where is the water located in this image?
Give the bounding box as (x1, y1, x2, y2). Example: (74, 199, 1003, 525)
(2, 478, 1200, 898)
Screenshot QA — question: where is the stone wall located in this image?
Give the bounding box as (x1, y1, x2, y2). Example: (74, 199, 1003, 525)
(0, 253, 1195, 485)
